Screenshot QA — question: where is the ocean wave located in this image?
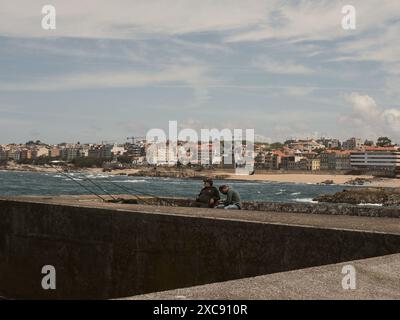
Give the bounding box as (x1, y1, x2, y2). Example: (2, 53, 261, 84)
(110, 180, 147, 183)
(290, 192, 301, 196)
(230, 182, 259, 186)
(84, 174, 110, 179)
(295, 198, 318, 203)
(357, 203, 383, 207)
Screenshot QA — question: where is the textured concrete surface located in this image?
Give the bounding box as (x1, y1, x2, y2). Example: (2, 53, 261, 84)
(2, 195, 400, 235)
(128, 254, 400, 300)
(3, 194, 400, 218)
(1, 195, 400, 299)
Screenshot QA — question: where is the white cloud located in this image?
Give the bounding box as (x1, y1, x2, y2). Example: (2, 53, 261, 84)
(336, 22, 400, 64)
(226, 1, 400, 43)
(255, 57, 314, 75)
(341, 92, 400, 141)
(2, 0, 396, 43)
(0, 65, 211, 92)
(0, 0, 270, 39)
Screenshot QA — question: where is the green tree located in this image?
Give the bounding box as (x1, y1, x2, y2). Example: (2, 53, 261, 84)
(71, 157, 105, 168)
(376, 137, 392, 147)
(117, 155, 133, 164)
(269, 142, 284, 150)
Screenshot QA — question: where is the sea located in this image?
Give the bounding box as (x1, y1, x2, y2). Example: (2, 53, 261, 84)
(0, 170, 350, 203)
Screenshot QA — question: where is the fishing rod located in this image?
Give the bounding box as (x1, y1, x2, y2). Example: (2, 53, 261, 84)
(49, 162, 108, 202)
(75, 172, 118, 201)
(51, 161, 176, 206)
(106, 177, 180, 206)
(105, 180, 150, 204)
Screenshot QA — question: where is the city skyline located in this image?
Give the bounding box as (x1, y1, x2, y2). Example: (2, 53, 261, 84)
(1, 1, 400, 144)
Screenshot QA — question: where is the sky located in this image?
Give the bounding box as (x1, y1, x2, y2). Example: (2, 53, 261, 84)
(0, 0, 399, 144)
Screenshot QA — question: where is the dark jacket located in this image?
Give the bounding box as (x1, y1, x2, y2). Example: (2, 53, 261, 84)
(196, 186, 220, 206)
(223, 188, 241, 208)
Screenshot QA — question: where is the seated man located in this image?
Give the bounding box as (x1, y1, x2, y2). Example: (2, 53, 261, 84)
(191, 178, 220, 208)
(217, 185, 242, 210)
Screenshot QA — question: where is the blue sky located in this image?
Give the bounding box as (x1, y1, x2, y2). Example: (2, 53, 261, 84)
(0, 0, 399, 144)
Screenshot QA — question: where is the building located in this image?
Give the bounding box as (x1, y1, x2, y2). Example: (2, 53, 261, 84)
(19, 149, 32, 161)
(285, 157, 320, 171)
(61, 147, 86, 161)
(0, 148, 7, 161)
(342, 138, 362, 150)
(350, 150, 400, 171)
(320, 151, 351, 171)
(271, 151, 283, 169)
(335, 152, 352, 170)
(281, 155, 303, 170)
(49, 147, 61, 158)
(111, 144, 127, 157)
(255, 152, 266, 168)
(317, 138, 341, 149)
(287, 139, 325, 152)
(309, 158, 321, 171)
(31, 147, 49, 159)
(126, 144, 145, 158)
(88, 144, 113, 159)
(320, 152, 335, 170)
(7, 149, 21, 161)
(146, 143, 177, 166)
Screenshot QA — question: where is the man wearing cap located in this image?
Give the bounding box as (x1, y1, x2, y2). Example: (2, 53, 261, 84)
(192, 178, 220, 208)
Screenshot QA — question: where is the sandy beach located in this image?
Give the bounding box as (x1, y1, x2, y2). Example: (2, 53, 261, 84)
(221, 173, 400, 188)
(223, 173, 370, 184)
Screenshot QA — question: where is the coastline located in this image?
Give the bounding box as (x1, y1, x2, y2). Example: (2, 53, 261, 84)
(220, 172, 400, 188)
(1, 164, 399, 188)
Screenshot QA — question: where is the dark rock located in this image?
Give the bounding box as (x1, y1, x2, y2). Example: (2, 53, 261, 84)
(319, 179, 334, 185)
(314, 187, 400, 206)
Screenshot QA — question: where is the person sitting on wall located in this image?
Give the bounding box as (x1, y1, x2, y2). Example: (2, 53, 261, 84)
(191, 178, 220, 208)
(216, 185, 242, 210)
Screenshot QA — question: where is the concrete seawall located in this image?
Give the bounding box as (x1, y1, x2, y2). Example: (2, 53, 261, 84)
(137, 197, 400, 218)
(1, 197, 400, 299)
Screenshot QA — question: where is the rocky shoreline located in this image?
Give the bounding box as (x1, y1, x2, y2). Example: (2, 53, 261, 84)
(314, 187, 400, 206)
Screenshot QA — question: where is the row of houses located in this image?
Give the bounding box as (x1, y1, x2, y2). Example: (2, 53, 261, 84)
(285, 137, 367, 152)
(0, 143, 146, 163)
(0, 146, 50, 161)
(2, 140, 400, 172)
(255, 147, 400, 172)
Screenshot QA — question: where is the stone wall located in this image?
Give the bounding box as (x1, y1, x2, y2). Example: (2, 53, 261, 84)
(136, 197, 400, 218)
(1, 199, 400, 299)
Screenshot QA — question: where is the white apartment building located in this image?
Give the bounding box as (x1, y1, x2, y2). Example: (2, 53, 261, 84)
(31, 146, 49, 159)
(111, 144, 126, 156)
(146, 143, 177, 165)
(350, 151, 400, 170)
